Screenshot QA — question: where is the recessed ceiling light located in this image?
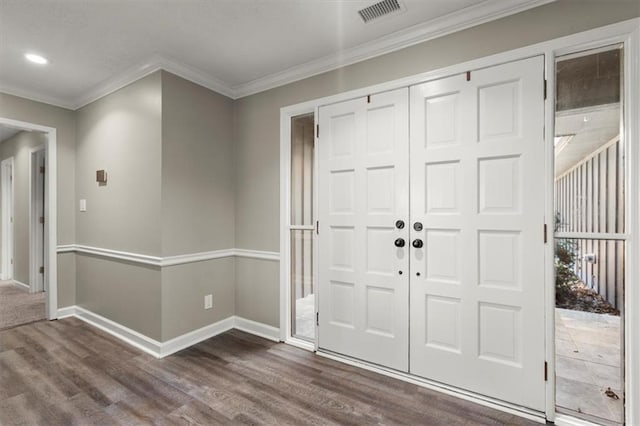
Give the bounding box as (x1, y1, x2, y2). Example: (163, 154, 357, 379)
(25, 53, 48, 65)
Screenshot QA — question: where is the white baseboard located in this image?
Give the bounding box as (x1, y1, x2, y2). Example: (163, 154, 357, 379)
(12, 280, 30, 290)
(56, 306, 76, 319)
(234, 316, 281, 342)
(159, 316, 235, 358)
(72, 306, 163, 357)
(56, 306, 281, 358)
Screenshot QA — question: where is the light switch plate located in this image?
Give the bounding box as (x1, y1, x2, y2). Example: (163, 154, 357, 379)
(79, 199, 87, 212)
(204, 294, 213, 310)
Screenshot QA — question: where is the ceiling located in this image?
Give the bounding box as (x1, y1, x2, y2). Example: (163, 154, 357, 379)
(0, 0, 553, 109)
(555, 103, 621, 177)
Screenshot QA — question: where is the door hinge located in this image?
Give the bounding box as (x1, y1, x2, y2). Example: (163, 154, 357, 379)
(39, 266, 44, 274)
(466, 71, 471, 81)
(39, 216, 45, 224)
(543, 224, 548, 244)
(316, 312, 319, 326)
(10, 258, 13, 265)
(316, 220, 319, 235)
(544, 79, 547, 100)
(316, 124, 319, 138)
(40, 166, 45, 174)
(367, 94, 371, 103)
(544, 361, 548, 381)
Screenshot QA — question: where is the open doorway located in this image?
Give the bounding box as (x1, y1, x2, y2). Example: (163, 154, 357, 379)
(0, 126, 48, 329)
(554, 45, 626, 424)
(0, 117, 57, 328)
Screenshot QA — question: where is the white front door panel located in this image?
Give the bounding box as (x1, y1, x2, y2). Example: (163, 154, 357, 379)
(318, 88, 409, 371)
(409, 56, 546, 410)
(316, 56, 546, 412)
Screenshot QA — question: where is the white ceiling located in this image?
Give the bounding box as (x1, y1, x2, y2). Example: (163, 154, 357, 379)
(555, 104, 621, 177)
(0, 0, 552, 109)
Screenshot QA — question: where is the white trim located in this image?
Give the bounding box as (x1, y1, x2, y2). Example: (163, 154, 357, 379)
(233, 0, 554, 98)
(162, 248, 236, 266)
(63, 244, 163, 266)
(233, 248, 280, 262)
(316, 351, 545, 424)
(55, 244, 280, 266)
(624, 25, 640, 426)
(159, 316, 235, 357)
(56, 306, 280, 358)
(56, 306, 76, 319)
(0, 1, 553, 108)
(234, 316, 281, 342)
(11, 280, 30, 290)
(70, 306, 163, 358)
(74, 54, 234, 109)
(0, 117, 57, 321)
(1, 157, 14, 281)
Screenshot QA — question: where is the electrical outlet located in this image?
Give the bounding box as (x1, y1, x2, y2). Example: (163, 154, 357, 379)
(204, 294, 213, 310)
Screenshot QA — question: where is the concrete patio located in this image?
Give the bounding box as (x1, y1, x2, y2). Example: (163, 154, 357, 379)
(556, 308, 623, 424)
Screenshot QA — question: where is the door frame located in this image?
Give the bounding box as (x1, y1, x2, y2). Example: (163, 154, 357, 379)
(29, 145, 46, 293)
(279, 18, 640, 424)
(0, 117, 58, 320)
(1, 156, 15, 281)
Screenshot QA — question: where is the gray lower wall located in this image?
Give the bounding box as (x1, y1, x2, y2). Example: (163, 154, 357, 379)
(235, 257, 279, 328)
(161, 257, 235, 341)
(0, 92, 76, 306)
(0, 130, 47, 285)
(76, 254, 162, 340)
(233, 0, 640, 327)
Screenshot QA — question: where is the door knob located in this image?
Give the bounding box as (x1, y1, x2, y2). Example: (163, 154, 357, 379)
(412, 239, 424, 248)
(413, 222, 423, 231)
(395, 220, 405, 229)
(394, 238, 406, 248)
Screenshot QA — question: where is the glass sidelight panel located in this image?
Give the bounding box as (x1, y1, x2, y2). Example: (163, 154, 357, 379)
(554, 45, 625, 425)
(291, 230, 314, 340)
(290, 113, 315, 341)
(291, 113, 314, 226)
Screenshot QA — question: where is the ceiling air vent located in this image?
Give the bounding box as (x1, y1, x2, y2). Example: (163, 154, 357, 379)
(358, 0, 402, 23)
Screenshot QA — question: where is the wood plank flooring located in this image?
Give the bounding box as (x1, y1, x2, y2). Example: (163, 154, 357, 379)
(0, 318, 538, 425)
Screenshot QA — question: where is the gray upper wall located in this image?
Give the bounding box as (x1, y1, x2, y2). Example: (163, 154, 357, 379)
(233, 0, 640, 252)
(161, 71, 235, 256)
(76, 71, 163, 256)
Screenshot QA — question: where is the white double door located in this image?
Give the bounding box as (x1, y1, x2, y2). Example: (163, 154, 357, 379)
(318, 56, 546, 411)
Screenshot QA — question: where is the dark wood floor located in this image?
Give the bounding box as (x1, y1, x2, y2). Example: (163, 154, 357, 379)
(0, 318, 538, 425)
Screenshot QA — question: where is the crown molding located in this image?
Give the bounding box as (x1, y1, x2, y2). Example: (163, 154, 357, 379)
(73, 54, 235, 109)
(1, 0, 554, 107)
(232, 0, 556, 98)
(0, 85, 76, 110)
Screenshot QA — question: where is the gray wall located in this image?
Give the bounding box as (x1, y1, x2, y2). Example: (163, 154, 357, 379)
(233, 0, 640, 326)
(0, 92, 76, 307)
(76, 71, 162, 255)
(160, 71, 236, 340)
(75, 71, 163, 337)
(0, 130, 47, 285)
(161, 71, 235, 255)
